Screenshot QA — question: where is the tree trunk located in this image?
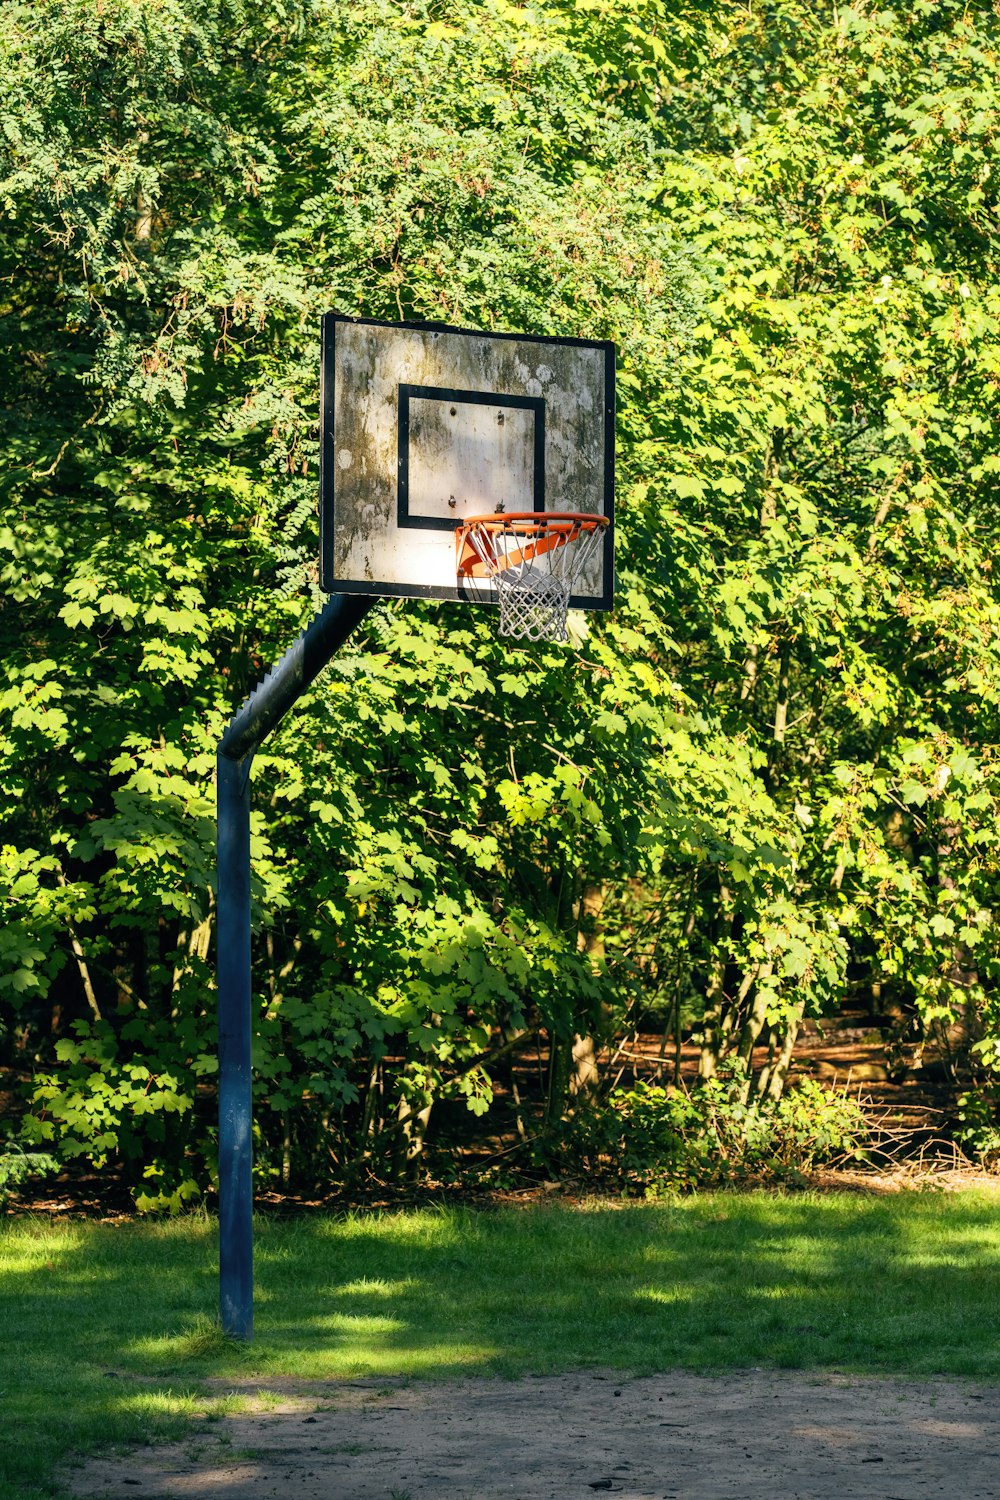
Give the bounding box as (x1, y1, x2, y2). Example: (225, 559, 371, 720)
(699, 883, 735, 1080)
(568, 883, 607, 1098)
(935, 812, 979, 1064)
(394, 1095, 433, 1176)
(57, 869, 102, 1021)
(546, 1033, 571, 1122)
(391, 1061, 434, 1180)
(734, 961, 773, 1104)
(569, 1033, 599, 1095)
(763, 996, 805, 1101)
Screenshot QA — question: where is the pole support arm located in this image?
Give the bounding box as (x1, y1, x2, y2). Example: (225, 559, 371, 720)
(216, 591, 376, 1339)
(220, 593, 376, 763)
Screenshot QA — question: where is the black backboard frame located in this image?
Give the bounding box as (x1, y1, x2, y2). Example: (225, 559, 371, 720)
(319, 314, 615, 609)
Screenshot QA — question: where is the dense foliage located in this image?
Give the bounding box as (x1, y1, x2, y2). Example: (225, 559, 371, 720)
(2, 0, 998, 1205)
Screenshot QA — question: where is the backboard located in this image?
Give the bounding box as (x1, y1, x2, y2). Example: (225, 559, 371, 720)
(319, 315, 615, 610)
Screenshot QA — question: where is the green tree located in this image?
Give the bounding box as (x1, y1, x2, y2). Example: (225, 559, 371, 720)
(0, 0, 706, 1201)
(3, 0, 1000, 1205)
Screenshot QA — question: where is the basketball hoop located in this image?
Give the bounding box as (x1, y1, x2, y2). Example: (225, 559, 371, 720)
(456, 512, 610, 642)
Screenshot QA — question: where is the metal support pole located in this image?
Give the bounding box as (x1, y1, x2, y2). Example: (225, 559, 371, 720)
(217, 750, 253, 1339)
(216, 593, 375, 1340)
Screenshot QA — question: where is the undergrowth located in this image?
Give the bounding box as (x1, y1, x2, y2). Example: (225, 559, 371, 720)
(548, 1076, 868, 1193)
(0, 1138, 57, 1205)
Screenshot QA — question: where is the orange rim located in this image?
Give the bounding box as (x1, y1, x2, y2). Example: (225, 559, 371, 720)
(456, 512, 609, 578)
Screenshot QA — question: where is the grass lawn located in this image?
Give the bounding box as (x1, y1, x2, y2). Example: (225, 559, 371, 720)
(4, 1189, 1000, 1497)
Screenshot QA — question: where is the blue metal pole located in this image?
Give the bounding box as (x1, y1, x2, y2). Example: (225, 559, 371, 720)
(217, 749, 253, 1339)
(216, 593, 375, 1340)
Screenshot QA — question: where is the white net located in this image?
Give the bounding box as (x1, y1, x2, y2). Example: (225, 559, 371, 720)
(496, 565, 572, 642)
(460, 514, 608, 643)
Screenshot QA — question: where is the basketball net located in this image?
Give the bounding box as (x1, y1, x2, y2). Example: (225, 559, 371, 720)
(456, 513, 610, 643)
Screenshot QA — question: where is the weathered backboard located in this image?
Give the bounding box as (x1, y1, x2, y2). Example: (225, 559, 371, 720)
(319, 315, 615, 609)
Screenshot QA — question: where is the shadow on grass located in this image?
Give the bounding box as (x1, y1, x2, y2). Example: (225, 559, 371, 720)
(258, 1193, 1000, 1380)
(4, 1192, 1000, 1495)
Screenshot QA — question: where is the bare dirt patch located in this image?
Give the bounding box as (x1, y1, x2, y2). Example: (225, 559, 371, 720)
(64, 1368, 1000, 1499)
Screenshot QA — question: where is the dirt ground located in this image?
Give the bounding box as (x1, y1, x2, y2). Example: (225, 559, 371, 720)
(64, 1367, 1000, 1499)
